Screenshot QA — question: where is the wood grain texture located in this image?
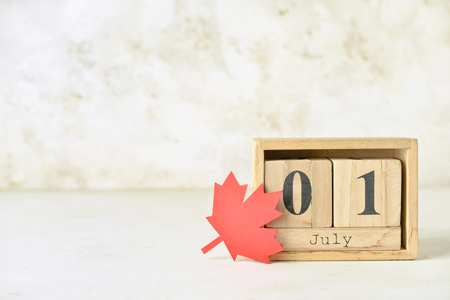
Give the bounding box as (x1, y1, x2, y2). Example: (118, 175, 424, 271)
(254, 137, 413, 151)
(382, 159, 402, 227)
(276, 227, 401, 251)
(269, 248, 416, 261)
(252, 139, 264, 193)
(311, 159, 332, 227)
(395, 139, 418, 258)
(264, 159, 332, 228)
(331, 158, 401, 227)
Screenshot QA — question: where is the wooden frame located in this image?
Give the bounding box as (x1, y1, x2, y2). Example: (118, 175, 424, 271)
(252, 138, 418, 261)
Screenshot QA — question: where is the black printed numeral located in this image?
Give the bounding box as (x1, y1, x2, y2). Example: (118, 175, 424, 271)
(282, 171, 311, 215)
(357, 171, 380, 215)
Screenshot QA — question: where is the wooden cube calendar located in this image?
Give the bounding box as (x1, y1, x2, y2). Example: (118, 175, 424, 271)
(252, 138, 418, 261)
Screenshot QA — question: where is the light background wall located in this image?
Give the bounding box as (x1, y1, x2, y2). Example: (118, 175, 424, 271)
(0, 0, 449, 189)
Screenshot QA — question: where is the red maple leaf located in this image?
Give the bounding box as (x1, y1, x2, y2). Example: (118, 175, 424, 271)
(201, 172, 283, 264)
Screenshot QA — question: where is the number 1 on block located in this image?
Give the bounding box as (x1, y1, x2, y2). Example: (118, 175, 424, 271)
(331, 158, 401, 227)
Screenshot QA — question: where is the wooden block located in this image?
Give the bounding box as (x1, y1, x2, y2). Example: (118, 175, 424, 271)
(331, 158, 401, 227)
(265, 159, 332, 228)
(276, 227, 401, 251)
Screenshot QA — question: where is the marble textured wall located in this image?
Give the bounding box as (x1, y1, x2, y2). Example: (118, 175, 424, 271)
(1, 0, 449, 189)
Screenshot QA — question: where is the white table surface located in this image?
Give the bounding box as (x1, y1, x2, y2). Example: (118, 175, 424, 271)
(1, 188, 449, 299)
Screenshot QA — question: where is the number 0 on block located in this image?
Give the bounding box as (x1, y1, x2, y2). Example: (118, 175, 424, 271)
(264, 159, 332, 228)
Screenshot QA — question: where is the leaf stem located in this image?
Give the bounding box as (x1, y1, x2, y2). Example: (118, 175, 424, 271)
(201, 236, 222, 254)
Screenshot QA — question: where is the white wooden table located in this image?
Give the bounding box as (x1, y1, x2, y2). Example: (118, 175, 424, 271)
(1, 188, 449, 299)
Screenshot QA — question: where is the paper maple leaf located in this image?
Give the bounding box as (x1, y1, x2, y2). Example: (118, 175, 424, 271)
(201, 172, 283, 264)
